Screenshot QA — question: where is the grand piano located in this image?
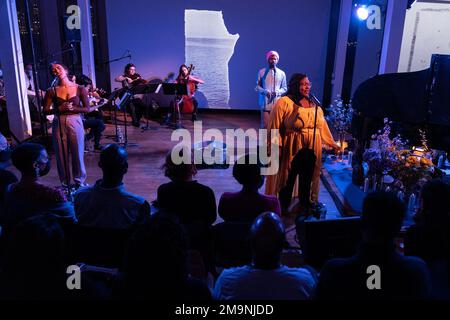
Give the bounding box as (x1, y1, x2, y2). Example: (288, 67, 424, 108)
(350, 54, 450, 184)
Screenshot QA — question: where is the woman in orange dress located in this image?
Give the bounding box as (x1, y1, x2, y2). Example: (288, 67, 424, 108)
(265, 73, 340, 208)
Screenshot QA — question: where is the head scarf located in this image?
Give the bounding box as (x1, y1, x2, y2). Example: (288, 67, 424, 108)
(266, 51, 279, 61)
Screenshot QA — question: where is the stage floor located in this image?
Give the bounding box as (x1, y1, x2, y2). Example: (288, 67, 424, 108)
(7, 112, 340, 236)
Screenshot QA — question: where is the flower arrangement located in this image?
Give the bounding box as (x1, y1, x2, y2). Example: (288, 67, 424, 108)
(325, 95, 354, 137)
(362, 119, 403, 177)
(363, 119, 438, 194)
(326, 96, 354, 160)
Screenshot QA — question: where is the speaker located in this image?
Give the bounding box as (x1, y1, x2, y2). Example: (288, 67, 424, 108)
(296, 216, 362, 271)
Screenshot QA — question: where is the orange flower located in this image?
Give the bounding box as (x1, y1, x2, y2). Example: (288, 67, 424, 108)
(406, 156, 419, 166)
(420, 157, 433, 167)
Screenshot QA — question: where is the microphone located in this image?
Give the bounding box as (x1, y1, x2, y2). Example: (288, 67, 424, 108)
(51, 77, 58, 87)
(309, 94, 321, 106)
(126, 50, 132, 60)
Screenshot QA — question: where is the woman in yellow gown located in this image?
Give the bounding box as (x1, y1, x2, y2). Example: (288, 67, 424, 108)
(265, 73, 339, 207)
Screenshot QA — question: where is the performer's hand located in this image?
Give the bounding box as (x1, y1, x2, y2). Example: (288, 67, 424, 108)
(59, 102, 74, 112)
(333, 144, 341, 154)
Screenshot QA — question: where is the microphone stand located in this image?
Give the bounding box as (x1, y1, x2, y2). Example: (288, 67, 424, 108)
(99, 54, 132, 66)
(52, 84, 73, 200)
(38, 46, 78, 67)
(111, 88, 139, 148)
(24, 0, 48, 142)
(272, 67, 276, 107)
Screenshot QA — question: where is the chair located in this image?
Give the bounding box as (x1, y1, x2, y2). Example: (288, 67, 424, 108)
(296, 216, 361, 271)
(212, 222, 252, 269)
(187, 249, 206, 280)
(63, 224, 133, 268)
(281, 249, 305, 268)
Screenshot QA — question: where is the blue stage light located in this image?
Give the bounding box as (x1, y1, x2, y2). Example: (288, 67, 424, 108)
(356, 6, 369, 21)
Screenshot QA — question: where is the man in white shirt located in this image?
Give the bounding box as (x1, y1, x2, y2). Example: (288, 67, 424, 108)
(255, 51, 287, 128)
(213, 212, 317, 300)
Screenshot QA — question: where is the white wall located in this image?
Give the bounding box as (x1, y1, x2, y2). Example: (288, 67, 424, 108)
(398, 1, 450, 72)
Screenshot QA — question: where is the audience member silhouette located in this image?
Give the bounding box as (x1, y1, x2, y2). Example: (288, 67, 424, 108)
(214, 212, 317, 300)
(0, 135, 17, 211)
(404, 179, 450, 299)
(74, 144, 150, 229)
(156, 151, 216, 256)
(219, 154, 281, 222)
(113, 214, 212, 300)
(315, 191, 431, 300)
(156, 151, 216, 226)
(1, 143, 75, 234)
(0, 215, 69, 299)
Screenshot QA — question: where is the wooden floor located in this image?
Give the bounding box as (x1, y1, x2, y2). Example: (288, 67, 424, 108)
(8, 111, 340, 243)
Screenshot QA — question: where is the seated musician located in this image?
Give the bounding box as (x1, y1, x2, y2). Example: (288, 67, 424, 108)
(70, 75, 105, 151)
(165, 64, 204, 123)
(114, 63, 146, 127)
(24, 63, 46, 123)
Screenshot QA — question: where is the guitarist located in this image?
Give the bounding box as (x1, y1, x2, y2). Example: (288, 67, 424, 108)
(71, 74, 105, 151)
(255, 51, 287, 129)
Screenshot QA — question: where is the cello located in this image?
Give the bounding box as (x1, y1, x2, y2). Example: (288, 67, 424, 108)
(179, 64, 196, 114)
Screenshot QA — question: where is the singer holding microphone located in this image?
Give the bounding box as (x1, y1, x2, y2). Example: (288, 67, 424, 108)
(265, 73, 339, 209)
(255, 50, 287, 128)
(43, 62, 89, 189)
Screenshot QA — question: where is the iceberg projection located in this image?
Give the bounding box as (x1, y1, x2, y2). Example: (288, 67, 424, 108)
(185, 10, 239, 108)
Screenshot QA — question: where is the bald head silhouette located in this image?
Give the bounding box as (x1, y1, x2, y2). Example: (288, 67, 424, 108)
(98, 144, 128, 187)
(249, 212, 286, 269)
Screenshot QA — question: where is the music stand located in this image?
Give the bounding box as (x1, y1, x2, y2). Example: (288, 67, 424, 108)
(161, 83, 188, 129)
(107, 88, 124, 142)
(130, 83, 161, 131)
(109, 88, 138, 148)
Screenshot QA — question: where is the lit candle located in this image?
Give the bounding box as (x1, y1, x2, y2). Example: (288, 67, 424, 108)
(363, 177, 369, 193)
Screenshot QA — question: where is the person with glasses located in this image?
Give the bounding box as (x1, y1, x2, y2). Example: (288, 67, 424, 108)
(265, 73, 339, 213)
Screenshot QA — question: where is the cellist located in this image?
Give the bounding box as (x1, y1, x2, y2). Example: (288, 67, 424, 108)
(166, 64, 204, 123)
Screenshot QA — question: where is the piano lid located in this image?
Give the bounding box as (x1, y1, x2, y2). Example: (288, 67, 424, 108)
(352, 54, 450, 126)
